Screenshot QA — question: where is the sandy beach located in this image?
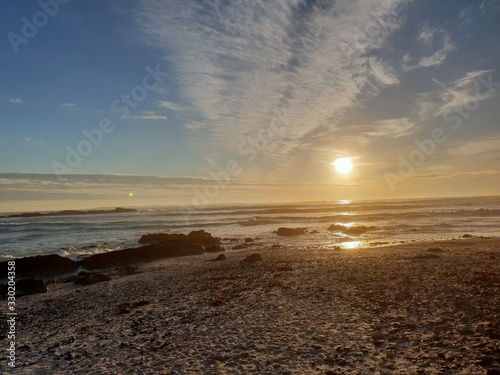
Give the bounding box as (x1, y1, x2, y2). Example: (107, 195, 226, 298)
(7, 238, 500, 374)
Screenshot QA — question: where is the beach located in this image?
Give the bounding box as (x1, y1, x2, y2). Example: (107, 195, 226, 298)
(7, 237, 500, 374)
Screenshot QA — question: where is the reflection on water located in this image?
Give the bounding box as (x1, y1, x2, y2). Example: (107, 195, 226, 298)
(338, 200, 352, 205)
(339, 241, 363, 249)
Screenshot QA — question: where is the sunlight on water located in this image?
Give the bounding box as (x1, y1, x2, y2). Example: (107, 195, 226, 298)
(338, 200, 352, 205)
(339, 241, 363, 249)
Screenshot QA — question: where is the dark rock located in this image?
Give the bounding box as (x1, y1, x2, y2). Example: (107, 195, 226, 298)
(139, 230, 221, 247)
(15, 278, 47, 297)
(118, 300, 150, 314)
(210, 254, 226, 261)
(78, 242, 204, 269)
(327, 224, 347, 231)
(114, 265, 143, 276)
(462, 234, 474, 238)
(489, 332, 500, 339)
(372, 330, 385, 343)
(229, 238, 239, 242)
(428, 247, 444, 252)
(209, 297, 227, 306)
(276, 227, 306, 236)
(243, 253, 263, 262)
(232, 243, 250, 250)
(204, 244, 225, 253)
(342, 226, 377, 235)
(187, 230, 222, 247)
(481, 356, 495, 365)
(490, 255, 496, 260)
(0, 254, 77, 278)
(244, 238, 254, 243)
(277, 266, 294, 272)
(487, 368, 500, 375)
(74, 271, 111, 286)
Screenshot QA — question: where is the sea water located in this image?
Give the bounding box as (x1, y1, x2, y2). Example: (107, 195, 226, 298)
(1, 196, 499, 260)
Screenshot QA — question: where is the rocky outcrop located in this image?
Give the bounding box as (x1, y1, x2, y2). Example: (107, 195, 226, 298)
(0, 254, 78, 278)
(327, 224, 347, 231)
(18, 278, 48, 296)
(78, 242, 204, 269)
(204, 244, 225, 253)
(242, 253, 263, 262)
(342, 226, 377, 235)
(276, 227, 306, 236)
(139, 230, 221, 247)
(2, 231, 224, 278)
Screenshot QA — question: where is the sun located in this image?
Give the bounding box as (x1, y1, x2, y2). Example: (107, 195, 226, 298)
(332, 158, 354, 175)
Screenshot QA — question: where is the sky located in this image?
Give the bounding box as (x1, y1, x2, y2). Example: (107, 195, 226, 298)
(0, 0, 499, 212)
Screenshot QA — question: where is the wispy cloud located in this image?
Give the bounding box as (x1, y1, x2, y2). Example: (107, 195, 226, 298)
(155, 100, 187, 112)
(0, 173, 355, 205)
(368, 57, 399, 86)
(417, 25, 437, 44)
(413, 69, 496, 120)
(61, 102, 78, 110)
(133, 0, 408, 178)
(9, 97, 22, 104)
(23, 137, 45, 145)
(131, 111, 168, 121)
(415, 169, 498, 179)
(365, 117, 418, 138)
(404, 32, 456, 71)
(449, 138, 500, 156)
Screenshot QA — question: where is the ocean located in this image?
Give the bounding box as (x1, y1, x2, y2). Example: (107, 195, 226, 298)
(1, 196, 499, 261)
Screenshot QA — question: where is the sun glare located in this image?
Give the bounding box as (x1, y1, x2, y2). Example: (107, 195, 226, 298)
(332, 158, 354, 175)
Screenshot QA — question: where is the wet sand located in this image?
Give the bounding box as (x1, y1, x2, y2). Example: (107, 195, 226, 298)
(9, 238, 500, 374)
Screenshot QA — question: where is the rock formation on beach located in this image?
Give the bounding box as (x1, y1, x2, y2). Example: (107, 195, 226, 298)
(0, 254, 78, 279)
(0, 230, 225, 282)
(276, 227, 307, 236)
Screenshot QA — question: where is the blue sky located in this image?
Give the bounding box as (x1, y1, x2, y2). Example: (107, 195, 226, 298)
(0, 0, 499, 211)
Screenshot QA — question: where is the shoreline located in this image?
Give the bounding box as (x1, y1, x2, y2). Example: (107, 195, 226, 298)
(6, 238, 500, 374)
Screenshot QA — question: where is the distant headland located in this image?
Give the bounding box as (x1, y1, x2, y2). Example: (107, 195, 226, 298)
(3, 207, 138, 218)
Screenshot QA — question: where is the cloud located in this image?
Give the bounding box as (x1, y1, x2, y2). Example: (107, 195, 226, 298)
(131, 111, 168, 121)
(0, 172, 352, 203)
(365, 117, 418, 138)
(416, 42, 456, 69)
(368, 57, 399, 86)
(414, 69, 496, 120)
(415, 169, 498, 179)
(9, 97, 23, 104)
(449, 138, 500, 156)
(61, 102, 78, 110)
(403, 32, 456, 71)
(417, 25, 437, 44)
(23, 137, 45, 145)
(132, 0, 408, 178)
(155, 100, 187, 112)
